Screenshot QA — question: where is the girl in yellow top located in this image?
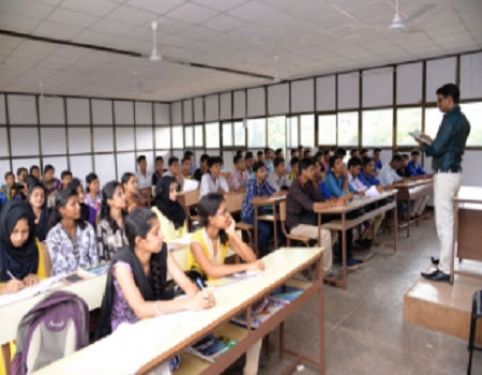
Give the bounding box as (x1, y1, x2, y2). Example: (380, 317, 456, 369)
(151, 176, 188, 242)
(0, 201, 51, 375)
(188, 193, 264, 375)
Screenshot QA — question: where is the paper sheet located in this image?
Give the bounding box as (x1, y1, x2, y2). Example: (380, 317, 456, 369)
(182, 179, 199, 192)
(365, 185, 381, 198)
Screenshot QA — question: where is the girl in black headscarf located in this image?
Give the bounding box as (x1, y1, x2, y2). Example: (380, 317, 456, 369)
(152, 176, 187, 241)
(0, 201, 46, 294)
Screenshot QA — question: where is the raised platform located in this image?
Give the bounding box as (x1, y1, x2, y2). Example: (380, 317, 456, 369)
(404, 269, 482, 344)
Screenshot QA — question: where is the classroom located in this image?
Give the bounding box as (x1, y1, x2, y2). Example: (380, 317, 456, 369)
(0, 0, 482, 374)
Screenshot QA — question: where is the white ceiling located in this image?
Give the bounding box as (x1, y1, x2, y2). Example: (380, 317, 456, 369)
(0, 0, 481, 101)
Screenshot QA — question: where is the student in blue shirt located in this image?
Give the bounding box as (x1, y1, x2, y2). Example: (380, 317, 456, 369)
(359, 157, 381, 187)
(324, 155, 356, 199)
(373, 148, 383, 171)
(406, 150, 426, 176)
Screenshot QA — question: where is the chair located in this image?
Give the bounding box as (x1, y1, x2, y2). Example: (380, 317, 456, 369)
(279, 200, 312, 247)
(468, 289, 482, 374)
(225, 192, 255, 251)
(177, 189, 200, 230)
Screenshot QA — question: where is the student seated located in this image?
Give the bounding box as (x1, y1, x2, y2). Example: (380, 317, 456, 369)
(0, 171, 15, 201)
(96, 208, 213, 372)
(288, 156, 299, 182)
(324, 155, 357, 199)
(200, 156, 229, 198)
(181, 156, 193, 180)
(240, 162, 278, 254)
(285, 158, 339, 272)
(373, 148, 383, 172)
(188, 193, 264, 375)
(347, 157, 367, 194)
(407, 150, 427, 177)
(84, 172, 102, 226)
(399, 154, 411, 177)
(46, 187, 98, 275)
(42, 164, 62, 208)
(193, 154, 209, 182)
(29, 165, 41, 181)
(97, 181, 129, 261)
(60, 170, 73, 190)
(69, 178, 97, 225)
(230, 154, 249, 192)
(122, 172, 142, 213)
(359, 157, 381, 188)
(152, 176, 188, 242)
(165, 156, 184, 190)
(379, 154, 404, 187)
(267, 157, 290, 192)
(28, 182, 50, 242)
(0, 201, 50, 294)
(151, 155, 165, 187)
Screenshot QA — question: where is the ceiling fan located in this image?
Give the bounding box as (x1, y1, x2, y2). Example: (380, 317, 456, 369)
(149, 21, 162, 61)
(388, 0, 436, 32)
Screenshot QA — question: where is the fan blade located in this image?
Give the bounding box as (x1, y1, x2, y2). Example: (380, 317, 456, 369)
(404, 3, 437, 23)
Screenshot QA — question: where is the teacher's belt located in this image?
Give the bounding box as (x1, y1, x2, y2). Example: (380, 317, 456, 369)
(435, 168, 461, 174)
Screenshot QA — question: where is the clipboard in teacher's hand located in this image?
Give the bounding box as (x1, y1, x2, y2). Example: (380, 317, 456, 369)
(409, 130, 433, 145)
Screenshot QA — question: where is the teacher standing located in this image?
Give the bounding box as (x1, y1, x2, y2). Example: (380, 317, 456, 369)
(419, 83, 471, 282)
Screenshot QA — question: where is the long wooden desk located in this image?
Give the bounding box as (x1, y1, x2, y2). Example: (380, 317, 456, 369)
(314, 191, 398, 289)
(451, 186, 482, 283)
(393, 178, 433, 238)
(33, 247, 325, 375)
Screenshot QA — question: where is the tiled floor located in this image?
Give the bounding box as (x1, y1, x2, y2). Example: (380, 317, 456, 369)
(227, 217, 482, 374)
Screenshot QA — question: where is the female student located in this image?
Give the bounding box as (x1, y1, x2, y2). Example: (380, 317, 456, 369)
(84, 172, 102, 225)
(122, 172, 142, 213)
(97, 181, 128, 261)
(96, 208, 214, 371)
(69, 178, 96, 226)
(28, 182, 50, 242)
(0, 201, 50, 294)
(152, 176, 188, 242)
(188, 193, 264, 375)
(46, 187, 98, 275)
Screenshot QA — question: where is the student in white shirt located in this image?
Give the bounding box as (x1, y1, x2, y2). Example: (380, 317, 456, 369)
(164, 156, 184, 190)
(200, 156, 229, 198)
(135, 155, 152, 190)
(267, 157, 291, 192)
(347, 157, 367, 193)
(379, 154, 404, 187)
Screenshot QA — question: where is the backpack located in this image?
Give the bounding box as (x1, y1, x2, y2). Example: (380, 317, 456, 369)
(11, 291, 90, 375)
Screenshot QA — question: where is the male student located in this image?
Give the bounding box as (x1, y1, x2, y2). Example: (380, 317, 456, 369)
(267, 157, 290, 192)
(230, 154, 249, 192)
(193, 154, 209, 182)
(256, 150, 264, 163)
(16, 167, 28, 187)
(399, 154, 411, 177)
(358, 157, 381, 188)
(245, 152, 255, 178)
(165, 156, 184, 190)
(151, 156, 165, 186)
(286, 158, 341, 272)
(324, 155, 356, 199)
(199, 156, 229, 197)
(184, 150, 196, 175)
(407, 150, 426, 176)
(373, 148, 383, 171)
(43, 164, 61, 207)
(29, 165, 41, 181)
(136, 155, 153, 205)
(347, 157, 367, 193)
(379, 154, 404, 187)
(288, 157, 299, 182)
(60, 170, 73, 190)
(181, 156, 193, 180)
(264, 147, 274, 174)
(240, 161, 277, 253)
(0, 171, 15, 201)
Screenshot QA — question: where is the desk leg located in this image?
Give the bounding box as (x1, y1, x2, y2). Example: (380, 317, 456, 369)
(450, 201, 458, 284)
(2, 343, 11, 375)
(254, 206, 259, 256)
(279, 322, 285, 360)
(393, 204, 398, 253)
(317, 258, 325, 375)
(406, 200, 410, 238)
(273, 203, 278, 250)
(341, 213, 347, 289)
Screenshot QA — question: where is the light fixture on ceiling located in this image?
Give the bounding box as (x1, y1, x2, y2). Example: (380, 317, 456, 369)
(149, 21, 162, 61)
(389, 0, 406, 30)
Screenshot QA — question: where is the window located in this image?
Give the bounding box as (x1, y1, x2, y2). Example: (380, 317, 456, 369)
(362, 109, 393, 147)
(397, 107, 422, 146)
(194, 125, 203, 147)
(222, 122, 233, 146)
(247, 118, 266, 148)
(318, 114, 336, 145)
(205, 122, 220, 148)
(424, 107, 443, 139)
(287, 116, 298, 148)
(337, 112, 358, 146)
(267, 116, 286, 151)
(171, 126, 183, 148)
(461, 102, 482, 146)
(233, 121, 245, 147)
(300, 114, 315, 148)
(184, 126, 193, 147)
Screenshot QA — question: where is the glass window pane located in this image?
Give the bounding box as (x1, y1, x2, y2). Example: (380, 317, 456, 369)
(318, 114, 336, 145)
(184, 126, 193, 147)
(300, 114, 315, 148)
(362, 109, 393, 147)
(461, 102, 482, 146)
(267, 116, 286, 151)
(233, 121, 246, 146)
(172, 126, 183, 148)
(338, 112, 359, 146)
(287, 116, 298, 148)
(397, 107, 422, 146)
(222, 122, 233, 146)
(424, 107, 443, 139)
(247, 118, 266, 148)
(194, 125, 203, 147)
(205, 122, 220, 148)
